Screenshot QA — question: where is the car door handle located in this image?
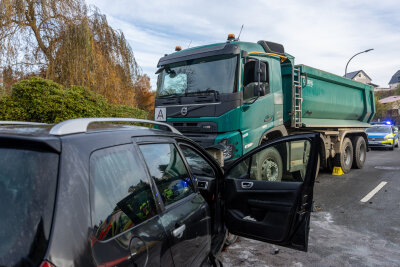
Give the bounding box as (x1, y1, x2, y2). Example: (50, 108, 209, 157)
(197, 181, 208, 190)
(172, 224, 186, 238)
(241, 181, 253, 189)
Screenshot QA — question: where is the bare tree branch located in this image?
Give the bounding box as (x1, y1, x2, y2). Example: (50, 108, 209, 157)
(0, 0, 148, 108)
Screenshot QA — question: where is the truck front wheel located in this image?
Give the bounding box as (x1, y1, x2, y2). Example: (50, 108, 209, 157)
(352, 136, 366, 169)
(257, 147, 283, 181)
(333, 137, 353, 174)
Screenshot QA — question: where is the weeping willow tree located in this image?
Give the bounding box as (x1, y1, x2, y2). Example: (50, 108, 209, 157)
(0, 0, 144, 107)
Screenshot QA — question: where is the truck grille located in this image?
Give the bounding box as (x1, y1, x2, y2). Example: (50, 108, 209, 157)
(182, 133, 217, 148)
(168, 122, 217, 133)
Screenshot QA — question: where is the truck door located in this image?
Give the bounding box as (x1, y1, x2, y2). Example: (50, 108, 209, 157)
(241, 58, 275, 152)
(223, 133, 319, 251)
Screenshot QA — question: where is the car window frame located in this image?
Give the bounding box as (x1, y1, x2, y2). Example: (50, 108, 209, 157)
(134, 137, 198, 211)
(175, 137, 224, 176)
(178, 142, 218, 180)
(88, 142, 161, 242)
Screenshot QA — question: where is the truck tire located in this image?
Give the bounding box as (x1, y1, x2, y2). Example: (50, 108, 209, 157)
(333, 137, 353, 174)
(352, 136, 366, 169)
(258, 147, 283, 181)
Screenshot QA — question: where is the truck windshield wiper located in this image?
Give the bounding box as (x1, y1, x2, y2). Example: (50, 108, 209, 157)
(157, 93, 183, 99)
(185, 89, 220, 101)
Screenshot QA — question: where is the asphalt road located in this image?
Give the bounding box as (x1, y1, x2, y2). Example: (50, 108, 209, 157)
(220, 148, 400, 266)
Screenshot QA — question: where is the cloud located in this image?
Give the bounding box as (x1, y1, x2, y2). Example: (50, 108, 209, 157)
(87, 0, 400, 89)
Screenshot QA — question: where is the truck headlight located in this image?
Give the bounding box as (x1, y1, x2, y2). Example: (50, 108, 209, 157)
(219, 139, 236, 160)
(384, 136, 393, 140)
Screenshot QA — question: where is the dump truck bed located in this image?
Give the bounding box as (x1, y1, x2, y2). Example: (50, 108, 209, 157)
(282, 64, 375, 128)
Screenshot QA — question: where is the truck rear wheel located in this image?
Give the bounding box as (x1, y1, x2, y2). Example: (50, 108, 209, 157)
(333, 137, 353, 174)
(352, 136, 366, 169)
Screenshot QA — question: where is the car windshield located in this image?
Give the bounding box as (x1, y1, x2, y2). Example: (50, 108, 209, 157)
(366, 126, 391, 133)
(156, 55, 237, 97)
(0, 147, 59, 266)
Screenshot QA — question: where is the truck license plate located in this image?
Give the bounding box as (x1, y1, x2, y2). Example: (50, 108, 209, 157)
(154, 107, 166, 121)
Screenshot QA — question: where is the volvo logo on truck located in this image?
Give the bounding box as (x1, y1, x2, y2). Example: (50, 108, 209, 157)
(181, 107, 188, 116)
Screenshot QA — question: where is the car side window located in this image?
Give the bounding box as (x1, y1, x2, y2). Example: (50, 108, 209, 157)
(139, 143, 194, 206)
(90, 145, 157, 241)
(179, 145, 216, 178)
(227, 140, 311, 182)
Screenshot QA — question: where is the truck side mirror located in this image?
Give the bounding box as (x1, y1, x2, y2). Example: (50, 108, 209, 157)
(254, 61, 268, 83)
(255, 61, 267, 97)
(243, 60, 269, 101)
(256, 83, 266, 97)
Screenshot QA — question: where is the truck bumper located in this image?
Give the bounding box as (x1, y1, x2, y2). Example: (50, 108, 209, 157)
(184, 131, 243, 161)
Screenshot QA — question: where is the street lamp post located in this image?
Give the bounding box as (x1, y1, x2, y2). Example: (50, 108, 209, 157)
(345, 49, 374, 76)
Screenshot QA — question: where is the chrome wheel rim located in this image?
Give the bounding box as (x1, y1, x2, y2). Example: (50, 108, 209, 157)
(261, 158, 279, 181)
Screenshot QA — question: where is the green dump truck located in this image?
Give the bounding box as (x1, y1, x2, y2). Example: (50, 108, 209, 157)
(154, 36, 375, 176)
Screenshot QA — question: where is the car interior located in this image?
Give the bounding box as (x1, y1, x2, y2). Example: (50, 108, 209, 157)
(223, 139, 315, 251)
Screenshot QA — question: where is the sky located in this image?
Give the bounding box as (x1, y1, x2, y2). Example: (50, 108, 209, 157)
(86, 0, 400, 90)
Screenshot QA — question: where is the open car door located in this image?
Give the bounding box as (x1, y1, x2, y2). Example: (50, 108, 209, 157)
(223, 133, 319, 251)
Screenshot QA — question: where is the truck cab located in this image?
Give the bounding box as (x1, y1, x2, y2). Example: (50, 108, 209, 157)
(155, 36, 374, 176)
(155, 38, 289, 163)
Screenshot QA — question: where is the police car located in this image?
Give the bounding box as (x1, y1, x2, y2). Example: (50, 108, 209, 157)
(366, 122, 399, 150)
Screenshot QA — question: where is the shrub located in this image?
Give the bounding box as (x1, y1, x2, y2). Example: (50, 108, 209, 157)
(0, 77, 148, 123)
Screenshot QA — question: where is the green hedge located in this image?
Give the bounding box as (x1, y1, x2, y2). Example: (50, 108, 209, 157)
(0, 77, 148, 123)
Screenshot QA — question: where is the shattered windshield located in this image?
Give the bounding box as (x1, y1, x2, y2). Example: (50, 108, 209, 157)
(156, 55, 237, 97)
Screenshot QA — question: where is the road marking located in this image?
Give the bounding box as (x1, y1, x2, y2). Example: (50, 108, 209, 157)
(374, 166, 400, 170)
(360, 181, 387, 203)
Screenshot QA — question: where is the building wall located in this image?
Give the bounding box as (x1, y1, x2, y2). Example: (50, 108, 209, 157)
(352, 72, 371, 84)
(389, 83, 399, 90)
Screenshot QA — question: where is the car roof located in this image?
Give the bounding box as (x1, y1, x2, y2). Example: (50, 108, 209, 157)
(0, 124, 54, 137)
(0, 119, 183, 153)
(0, 124, 178, 138)
(0, 118, 181, 137)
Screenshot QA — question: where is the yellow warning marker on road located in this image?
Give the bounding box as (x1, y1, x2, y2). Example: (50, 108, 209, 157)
(332, 167, 344, 175)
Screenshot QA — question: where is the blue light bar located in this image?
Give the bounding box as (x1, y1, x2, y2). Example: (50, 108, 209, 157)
(385, 121, 392, 125)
